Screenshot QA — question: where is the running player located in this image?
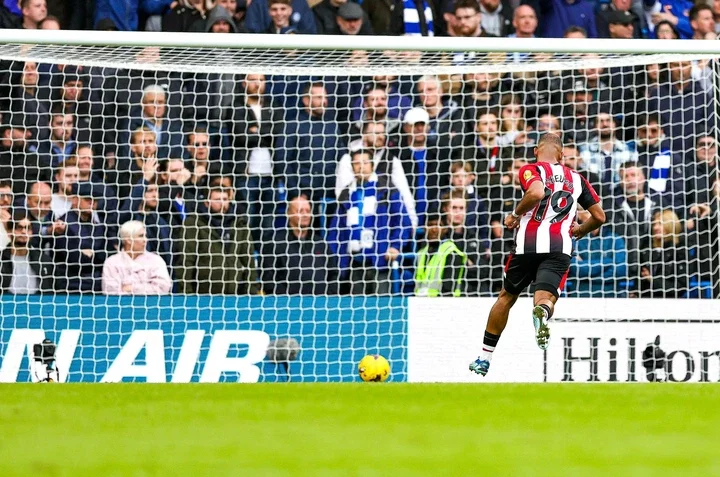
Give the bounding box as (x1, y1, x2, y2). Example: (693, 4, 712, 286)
(469, 133, 606, 376)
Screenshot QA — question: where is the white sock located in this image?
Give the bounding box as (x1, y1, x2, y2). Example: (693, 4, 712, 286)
(479, 345, 495, 362)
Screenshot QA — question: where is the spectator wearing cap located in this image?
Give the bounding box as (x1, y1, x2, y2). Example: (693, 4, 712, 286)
(561, 79, 597, 145)
(21, 0, 47, 29)
(102, 220, 172, 296)
(261, 195, 340, 295)
(643, 0, 693, 39)
(275, 82, 345, 202)
(0, 60, 49, 142)
(396, 107, 449, 226)
(122, 85, 184, 161)
(315, 0, 372, 35)
(336, 121, 417, 228)
(597, 0, 645, 38)
(528, 0, 598, 38)
(36, 107, 77, 168)
(0, 124, 49, 195)
(50, 181, 110, 293)
(0, 211, 54, 294)
(479, 0, 513, 37)
(245, 0, 316, 34)
(176, 186, 259, 295)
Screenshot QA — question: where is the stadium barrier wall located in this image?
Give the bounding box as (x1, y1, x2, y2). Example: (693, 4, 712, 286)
(408, 298, 720, 383)
(0, 296, 407, 383)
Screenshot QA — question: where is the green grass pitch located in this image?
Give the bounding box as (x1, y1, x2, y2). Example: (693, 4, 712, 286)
(1, 384, 718, 476)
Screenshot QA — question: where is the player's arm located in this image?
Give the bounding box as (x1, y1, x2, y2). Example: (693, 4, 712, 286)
(571, 176, 606, 239)
(504, 166, 545, 229)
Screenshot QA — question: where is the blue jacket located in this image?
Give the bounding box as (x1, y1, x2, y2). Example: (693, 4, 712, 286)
(328, 181, 412, 274)
(534, 0, 598, 38)
(245, 0, 317, 34)
(118, 111, 185, 160)
(275, 110, 345, 200)
(643, 0, 693, 38)
(568, 229, 627, 297)
(95, 0, 172, 31)
(51, 211, 110, 293)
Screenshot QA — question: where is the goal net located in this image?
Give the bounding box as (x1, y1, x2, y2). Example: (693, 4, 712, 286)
(0, 31, 717, 383)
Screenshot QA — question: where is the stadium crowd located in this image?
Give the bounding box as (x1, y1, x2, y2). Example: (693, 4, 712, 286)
(0, 0, 718, 297)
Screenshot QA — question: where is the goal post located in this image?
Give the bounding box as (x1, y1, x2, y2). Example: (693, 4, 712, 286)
(0, 30, 717, 383)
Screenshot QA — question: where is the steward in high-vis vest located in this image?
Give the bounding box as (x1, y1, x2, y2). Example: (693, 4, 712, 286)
(415, 214, 466, 297)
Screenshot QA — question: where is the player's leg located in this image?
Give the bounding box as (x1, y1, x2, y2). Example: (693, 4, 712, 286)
(469, 255, 533, 376)
(531, 253, 571, 350)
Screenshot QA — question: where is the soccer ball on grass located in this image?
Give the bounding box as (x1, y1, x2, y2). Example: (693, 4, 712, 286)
(358, 354, 391, 382)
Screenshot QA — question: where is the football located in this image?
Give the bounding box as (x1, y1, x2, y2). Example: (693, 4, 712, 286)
(358, 354, 391, 382)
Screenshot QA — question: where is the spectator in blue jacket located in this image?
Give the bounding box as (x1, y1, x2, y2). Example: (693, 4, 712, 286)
(244, 0, 316, 33)
(568, 222, 628, 297)
(50, 182, 110, 293)
(643, 0, 693, 39)
(275, 82, 345, 201)
(95, 0, 172, 31)
(328, 149, 412, 295)
(528, 0, 598, 38)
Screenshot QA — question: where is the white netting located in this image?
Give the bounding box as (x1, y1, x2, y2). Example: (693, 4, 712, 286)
(0, 33, 718, 382)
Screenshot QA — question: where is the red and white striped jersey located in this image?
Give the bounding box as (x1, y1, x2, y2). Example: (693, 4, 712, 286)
(514, 162, 600, 256)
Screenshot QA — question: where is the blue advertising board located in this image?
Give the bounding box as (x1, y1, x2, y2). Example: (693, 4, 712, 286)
(0, 295, 407, 383)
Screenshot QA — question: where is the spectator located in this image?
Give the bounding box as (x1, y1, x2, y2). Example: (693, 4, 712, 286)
(396, 107, 448, 226)
(50, 159, 79, 219)
(497, 94, 530, 146)
(389, 0, 437, 36)
(447, 161, 490, 238)
(689, 4, 716, 40)
(50, 182, 109, 293)
(352, 75, 413, 129)
(328, 149, 412, 295)
(414, 213, 466, 296)
(261, 195, 339, 295)
(633, 114, 679, 200)
(21, 0, 46, 29)
(597, 0, 644, 38)
(654, 18, 679, 38)
(275, 82, 345, 201)
(111, 127, 158, 200)
(0, 180, 13, 252)
(643, 0, 693, 39)
(714, 0, 720, 33)
(579, 112, 638, 196)
(530, 0, 597, 38)
(36, 108, 76, 168)
(335, 121, 417, 228)
(184, 128, 213, 189)
(682, 135, 719, 221)
(0, 61, 49, 142)
(231, 74, 281, 240)
(176, 186, 259, 294)
(561, 80, 596, 145)
(265, 0, 297, 33)
(75, 144, 102, 184)
(461, 110, 512, 194)
(124, 85, 184, 160)
(453, 0, 495, 37)
(102, 220, 172, 295)
(118, 178, 174, 271)
(561, 142, 603, 201)
(349, 87, 400, 142)
(45, 65, 93, 143)
(507, 5, 537, 62)
(244, 0, 316, 34)
(315, 0, 373, 35)
(563, 25, 588, 38)
(21, 181, 54, 240)
(568, 216, 628, 297)
(441, 190, 489, 296)
(415, 75, 463, 150)
(605, 9, 637, 39)
(206, 4, 237, 31)
(526, 113, 562, 145)
(479, 0, 513, 37)
(639, 209, 688, 298)
(647, 61, 712, 154)
(0, 211, 53, 294)
(0, 124, 49, 195)
(155, 158, 195, 227)
(462, 72, 501, 124)
(162, 0, 211, 31)
(96, 0, 171, 31)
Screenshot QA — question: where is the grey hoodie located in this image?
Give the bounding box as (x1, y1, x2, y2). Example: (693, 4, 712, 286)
(205, 5, 237, 32)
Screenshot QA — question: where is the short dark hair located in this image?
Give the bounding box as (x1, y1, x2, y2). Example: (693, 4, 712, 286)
(302, 81, 326, 97)
(361, 121, 385, 133)
(207, 186, 231, 199)
(638, 113, 661, 127)
(269, 0, 292, 6)
(38, 15, 61, 28)
(689, 4, 712, 22)
(8, 210, 29, 232)
(564, 26, 587, 37)
(454, 0, 480, 14)
(50, 105, 71, 120)
(0, 179, 12, 191)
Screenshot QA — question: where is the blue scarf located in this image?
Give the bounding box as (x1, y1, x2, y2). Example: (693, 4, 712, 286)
(413, 149, 428, 225)
(403, 0, 434, 36)
(347, 174, 379, 255)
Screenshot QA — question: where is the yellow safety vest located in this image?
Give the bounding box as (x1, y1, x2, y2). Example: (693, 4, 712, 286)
(414, 240, 467, 297)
